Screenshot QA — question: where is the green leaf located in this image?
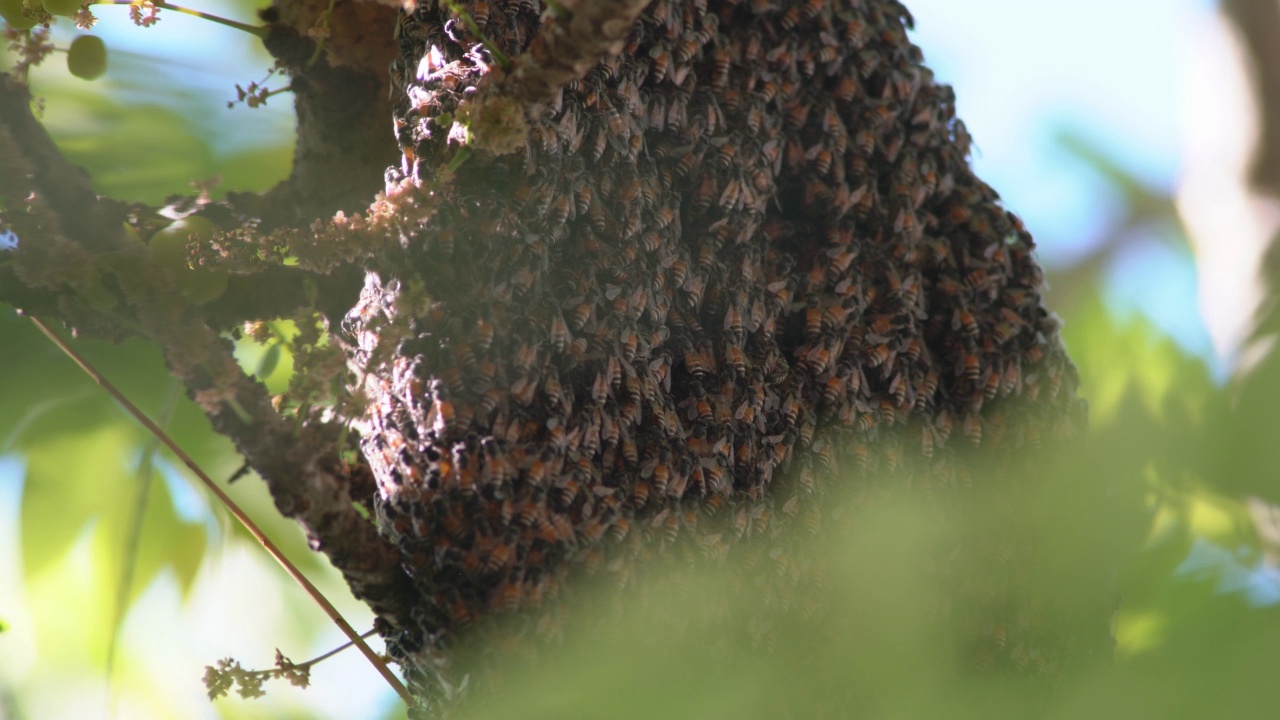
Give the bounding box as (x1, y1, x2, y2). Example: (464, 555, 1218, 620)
(215, 143, 294, 196)
(258, 342, 282, 379)
(1061, 297, 1213, 427)
(40, 94, 217, 205)
(20, 425, 136, 579)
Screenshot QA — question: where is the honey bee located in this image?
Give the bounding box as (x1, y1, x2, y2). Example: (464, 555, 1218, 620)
(723, 342, 747, 375)
(674, 37, 700, 64)
(953, 307, 979, 338)
(723, 303, 745, 338)
(472, 318, 495, 353)
(983, 367, 1001, 400)
(478, 386, 504, 416)
(780, 394, 800, 427)
(689, 381, 714, 422)
(548, 193, 573, 226)
(893, 203, 918, 237)
(449, 599, 476, 629)
(568, 301, 592, 330)
(620, 397, 640, 426)
(682, 273, 707, 310)
(1001, 357, 1022, 396)
(548, 314, 572, 354)
(436, 228, 455, 257)
(629, 480, 651, 510)
(712, 48, 732, 89)
(648, 45, 671, 84)
(864, 343, 892, 370)
(919, 423, 936, 457)
(591, 372, 610, 406)
(889, 371, 912, 407)
(963, 412, 983, 445)
(832, 75, 862, 104)
(621, 428, 639, 466)
(803, 144, 834, 177)
(608, 514, 632, 543)
(661, 510, 680, 544)
(844, 442, 866, 470)
(599, 407, 619, 445)
(647, 458, 672, 498)
(438, 365, 467, 399)
(719, 177, 745, 210)
(958, 351, 981, 383)
(785, 102, 812, 132)
(1047, 362, 1066, 400)
(806, 340, 835, 375)
(581, 516, 607, 544)
(918, 369, 940, 404)
(483, 542, 513, 576)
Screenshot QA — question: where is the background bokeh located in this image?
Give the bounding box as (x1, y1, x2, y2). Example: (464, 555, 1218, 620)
(4, 1, 1278, 718)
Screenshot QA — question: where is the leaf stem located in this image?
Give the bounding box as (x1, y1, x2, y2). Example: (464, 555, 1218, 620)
(93, 0, 271, 39)
(27, 315, 412, 707)
(297, 627, 380, 669)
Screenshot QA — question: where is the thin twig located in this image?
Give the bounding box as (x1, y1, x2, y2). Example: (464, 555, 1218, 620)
(92, 0, 270, 38)
(293, 627, 380, 670)
(27, 315, 412, 706)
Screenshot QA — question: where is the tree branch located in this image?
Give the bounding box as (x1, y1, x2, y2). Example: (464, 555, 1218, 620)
(0, 71, 417, 632)
(0, 74, 129, 252)
(480, 0, 652, 118)
(1223, 0, 1280, 198)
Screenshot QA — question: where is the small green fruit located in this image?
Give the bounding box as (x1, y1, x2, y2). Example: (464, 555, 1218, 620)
(42, 0, 81, 17)
(0, 0, 38, 30)
(150, 217, 229, 305)
(67, 35, 108, 81)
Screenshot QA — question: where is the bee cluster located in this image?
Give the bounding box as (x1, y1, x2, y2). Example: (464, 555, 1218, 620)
(354, 0, 1082, 697)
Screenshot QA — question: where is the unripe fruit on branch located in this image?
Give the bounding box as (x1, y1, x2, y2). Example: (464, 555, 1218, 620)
(42, 0, 81, 17)
(0, 0, 38, 30)
(149, 217, 229, 305)
(67, 35, 108, 81)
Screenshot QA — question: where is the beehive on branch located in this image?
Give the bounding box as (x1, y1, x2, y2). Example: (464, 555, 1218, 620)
(345, 0, 1083, 699)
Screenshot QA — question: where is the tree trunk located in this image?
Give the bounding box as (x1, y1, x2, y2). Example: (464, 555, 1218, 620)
(0, 0, 1085, 712)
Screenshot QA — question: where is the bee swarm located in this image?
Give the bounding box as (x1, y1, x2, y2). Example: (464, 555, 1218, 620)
(347, 0, 1084, 702)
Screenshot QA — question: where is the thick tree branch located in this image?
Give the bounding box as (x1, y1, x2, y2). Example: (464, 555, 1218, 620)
(187, 339, 417, 629)
(496, 0, 653, 111)
(0, 74, 129, 252)
(0, 68, 417, 631)
(1223, 0, 1280, 198)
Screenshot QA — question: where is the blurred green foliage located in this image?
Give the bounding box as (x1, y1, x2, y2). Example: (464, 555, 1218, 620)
(441, 299, 1280, 720)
